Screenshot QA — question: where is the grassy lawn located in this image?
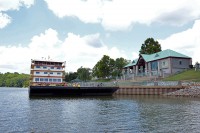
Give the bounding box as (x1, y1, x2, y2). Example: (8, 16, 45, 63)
(163, 69, 200, 81)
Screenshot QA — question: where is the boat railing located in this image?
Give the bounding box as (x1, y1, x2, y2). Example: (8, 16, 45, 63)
(67, 82, 119, 87)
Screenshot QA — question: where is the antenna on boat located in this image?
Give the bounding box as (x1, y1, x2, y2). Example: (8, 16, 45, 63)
(48, 56, 50, 61)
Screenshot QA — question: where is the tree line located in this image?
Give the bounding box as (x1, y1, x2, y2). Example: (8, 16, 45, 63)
(0, 72, 29, 87)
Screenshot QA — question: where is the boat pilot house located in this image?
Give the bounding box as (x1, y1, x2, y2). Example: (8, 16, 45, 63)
(123, 49, 192, 80)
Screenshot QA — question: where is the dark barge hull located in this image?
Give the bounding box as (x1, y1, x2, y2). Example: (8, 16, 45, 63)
(29, 86, 118, 97)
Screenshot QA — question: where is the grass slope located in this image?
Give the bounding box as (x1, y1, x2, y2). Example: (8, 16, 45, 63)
(164, 69, 200, 81)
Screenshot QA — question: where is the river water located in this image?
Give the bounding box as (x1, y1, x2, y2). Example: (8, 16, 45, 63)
(1, 87, 200, 133)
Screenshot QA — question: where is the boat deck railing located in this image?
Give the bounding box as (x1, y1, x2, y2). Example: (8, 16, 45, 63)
(67, 82, 119, 87)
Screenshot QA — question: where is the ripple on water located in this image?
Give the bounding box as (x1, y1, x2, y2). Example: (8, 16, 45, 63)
(1, 88, 200, 133)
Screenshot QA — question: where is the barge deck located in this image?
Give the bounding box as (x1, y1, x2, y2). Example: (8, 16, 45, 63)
(29, 86, 118, 97)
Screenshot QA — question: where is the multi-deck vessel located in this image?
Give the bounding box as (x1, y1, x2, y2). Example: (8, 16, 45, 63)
(29, 59, 118, 97)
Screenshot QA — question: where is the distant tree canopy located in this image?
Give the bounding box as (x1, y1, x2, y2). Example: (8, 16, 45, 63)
(139, 38, 162, 54)
(0, 72, 29, 87)
(92, 55, 128, 79)
(77, 67, 91, 81)
(65, 72, 78, 82)
(113, 57, 129, 77)
(92, 55, 113, 78)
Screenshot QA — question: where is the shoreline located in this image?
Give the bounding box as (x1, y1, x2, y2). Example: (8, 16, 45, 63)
(164, 86, 200, 97)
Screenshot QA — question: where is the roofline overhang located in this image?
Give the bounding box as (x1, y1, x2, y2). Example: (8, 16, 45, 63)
(147, 56, 192, 63)
(31, 59, 65, 63)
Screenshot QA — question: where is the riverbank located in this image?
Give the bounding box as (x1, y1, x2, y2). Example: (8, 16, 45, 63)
(164, 86, 200, 97)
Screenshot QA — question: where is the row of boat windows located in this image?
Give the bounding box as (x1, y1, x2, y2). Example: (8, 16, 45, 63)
(35, 78, 62, 82)
(35, 66, 61, 69)
(35, 72, 61, 75)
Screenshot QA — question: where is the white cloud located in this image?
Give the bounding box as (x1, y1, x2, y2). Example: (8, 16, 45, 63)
(43, 0, 102, 23)
(159, 19, 200, 64)
(0, 0, 34, 11)
(0, 28, 127, 73)
(0, 13, 11, 28)
(0, 0, 34, 28)
(0, 45, 30, 73)
(60, 32, 127, 72)
(44, 0, 200, 31)
(132, 52, 139, 60)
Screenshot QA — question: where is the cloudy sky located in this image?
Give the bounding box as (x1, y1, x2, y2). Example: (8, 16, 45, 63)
(0, 0, 200, 74)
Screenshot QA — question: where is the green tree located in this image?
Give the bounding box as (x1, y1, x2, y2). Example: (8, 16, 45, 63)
(93, 55, 115, 78)
(77, 67, 91, 81)
(0, 72, 30, 87)
(114, 57, 129, 77)
(0, 73, 5, 86)
(139, 38, 162, 54)
(65, 72, 78, 82)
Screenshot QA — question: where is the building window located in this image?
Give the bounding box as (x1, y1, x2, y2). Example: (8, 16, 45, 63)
(36, 72, 40, 74)
(45, 78, 48, 82)
(58, 79, 61, 82)
(49, 79, 52, 82)
(179, 61, 182, 65)
(51, 67, 54, 69)
(44, 72, 48, 74)
(151, 61, 158, 71)
(50, 72, 53, 75)
(36, 66, 40, 68)
(43, 66, 47, 69)
(35, 78, 39, 82)
(57, 72, 61, 75)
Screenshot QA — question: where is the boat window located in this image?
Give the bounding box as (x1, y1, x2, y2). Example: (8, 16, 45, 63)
(40, 78, 44, 82)
(36, 66, 40, 68)
(45, 78, 48, 82)
(44, 72, 48, 74)
(58, 79, 61, 82)
(50, 72, 53, 75)
(57, 72, 61, 75)
(51, 67, 54, 69)
(57, 67, 61, 69)
(49, 79, 52, 82)
(53, 79, 57, 82)
(35, 78, 39, 82)
(43, 66, 47, 69)
(36, 72, 40, 74)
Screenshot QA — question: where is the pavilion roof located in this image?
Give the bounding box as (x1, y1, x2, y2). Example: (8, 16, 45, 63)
(123, 49, 191, 68)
